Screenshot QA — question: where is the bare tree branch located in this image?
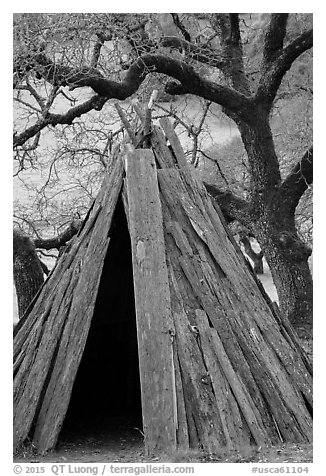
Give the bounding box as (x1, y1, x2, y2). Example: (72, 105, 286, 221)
(13, 95, 107, 147)
(263, 14, 289, 63)
(14, 53, 254, 148)
(19, 131, 41, 152)
(25, 80, 47, 110)
(170, 14, 191, 42)
(256, 28, 313, 106)
(161, 36, 228, 70)
(278, 146, 313, 214)
(33, 219, 82, 250)
(90, 32, 106, 68)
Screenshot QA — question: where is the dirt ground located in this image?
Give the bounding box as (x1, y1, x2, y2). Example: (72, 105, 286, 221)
(14, 437, 313, 464)
(14, 421, 313, 464)
(14, 405, 313, 464)
(14, 335, 313, 465)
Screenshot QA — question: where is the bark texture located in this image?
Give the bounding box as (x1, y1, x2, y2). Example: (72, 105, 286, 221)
(206, 114, 312, 328)
(14, 157, 124, 453)
(13, 229, 44, 319)
(126, 149, 177, 455)
(13, 118, 312, 456)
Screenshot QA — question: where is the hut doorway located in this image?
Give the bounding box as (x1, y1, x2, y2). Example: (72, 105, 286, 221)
(61, 197, 142, 439)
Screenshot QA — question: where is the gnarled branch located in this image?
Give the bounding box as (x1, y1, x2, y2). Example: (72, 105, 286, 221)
(256, 28, 313, 107)
(33, 219, 82, 250)
(278, 146, 313, 214)
(14, 52, 254, 148)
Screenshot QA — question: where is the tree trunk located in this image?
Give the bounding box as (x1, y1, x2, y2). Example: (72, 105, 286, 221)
(251, 214, 313, 332)
(235, 114, 313, 332)
(13, 229, 44, 319)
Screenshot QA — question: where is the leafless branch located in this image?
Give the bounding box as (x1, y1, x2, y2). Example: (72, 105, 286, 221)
(256, 28, 313, 107)
(278, 146, 313, 214)
(14, 97, 42, 114)
(13, 95, 108, 147)
(91, 32, 106, 68)
(263, 14, 289, 63)
(161, 36, 228, 70)
(16, 50, 251, 113)
(170, 14, 191, 42)
(199, 150, 229, 187)
(34, 219, 82, 250)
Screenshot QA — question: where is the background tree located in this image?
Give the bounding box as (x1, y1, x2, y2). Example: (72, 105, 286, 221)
(13, 13, 313, 329)
(13, 229, 44, 319)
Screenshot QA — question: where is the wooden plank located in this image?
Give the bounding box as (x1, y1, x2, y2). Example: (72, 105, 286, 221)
(126, 149, 177, 456)
(196, 184, 312, 414)
(195, 310, 269, 448)
(121, 179, 130, 230)
(115, 102, 137, 145)
(158, 165, 312, 444)
(170, 239, 277, 438)
(196, 314, 252, 449)
(172, 311, 227, 453)
(33, 160, 125, 453)
(132, 100, 146, 123)
(196, 256, 313, 441)
(159, 188, 277, 435)
(187, 210, 309, 398)
(159, 117, 188, 167)
(13, 258, 84, 450)
(13, 171, 111, 358)
(226, 311, 313, 442)
(13, 158, 125, 453)
(172, 339, 190, 450)
(150, 126, 176, 168)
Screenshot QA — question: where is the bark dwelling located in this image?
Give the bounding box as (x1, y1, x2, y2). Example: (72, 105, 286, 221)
(13, 116, 312, 456)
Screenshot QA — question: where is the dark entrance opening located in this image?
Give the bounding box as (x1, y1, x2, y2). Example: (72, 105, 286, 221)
(60, 197, 142, 443)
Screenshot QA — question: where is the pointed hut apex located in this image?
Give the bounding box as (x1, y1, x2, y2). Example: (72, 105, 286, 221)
(13, 120, 313, 456)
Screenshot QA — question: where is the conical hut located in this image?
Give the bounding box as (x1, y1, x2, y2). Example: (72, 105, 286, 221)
(13, 116, 312, 456)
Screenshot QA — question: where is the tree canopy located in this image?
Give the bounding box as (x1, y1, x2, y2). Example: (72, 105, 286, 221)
(13, 13, 313, 328)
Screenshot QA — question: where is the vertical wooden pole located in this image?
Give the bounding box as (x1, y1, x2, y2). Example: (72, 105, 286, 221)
(125, 149, 177, 455)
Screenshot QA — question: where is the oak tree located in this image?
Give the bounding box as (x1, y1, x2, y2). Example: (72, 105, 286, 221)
(13, 13, 313, 328)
